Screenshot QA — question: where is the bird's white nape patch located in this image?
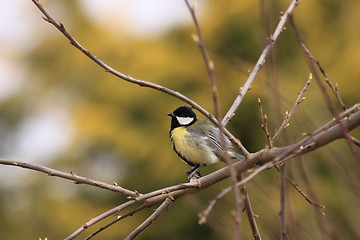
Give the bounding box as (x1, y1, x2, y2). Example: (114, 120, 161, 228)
(176, 116, 194, 125)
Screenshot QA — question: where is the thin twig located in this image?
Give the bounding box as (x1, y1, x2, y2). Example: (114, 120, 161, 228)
(184, 0, 220, 119)
(0, 159, 137, 197)
(124, 196, 175, 240)
(242, 186, 262, 240)
(65, 182, 199, 240)
(198, 161, 276, 224)
(285, 176, 325, 214)
(222, 0, 301, 125)
(198, 191, 225, 225)
(258, 98, 273, 148)
(272, 73, 312, 143)
(296, 158, 330, 237)
(85, 204, 146, 240)
(351, 136, 360, 147)
(65, 200, 137, 240)
(279, 165, 287, 240)
(199, 104, 360, 216)
(292, 38, 347, 111)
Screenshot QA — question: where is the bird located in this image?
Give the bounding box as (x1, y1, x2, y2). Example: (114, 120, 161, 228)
(167, 106, 244, 181)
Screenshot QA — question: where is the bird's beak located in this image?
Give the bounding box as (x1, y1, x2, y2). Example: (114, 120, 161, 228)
(167, 113, 174, 117)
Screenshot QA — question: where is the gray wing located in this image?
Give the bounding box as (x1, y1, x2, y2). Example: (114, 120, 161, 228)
(187, 119, 243, 160)
(207, 127, 244, 160)
(207, 127, 232, 156)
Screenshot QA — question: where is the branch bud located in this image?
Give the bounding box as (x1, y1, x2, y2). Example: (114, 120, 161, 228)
(191, 1, 197, 11)
(308, 73, 313, 80)
(191, 34, 200, 43)
(209, 60, 215, 70)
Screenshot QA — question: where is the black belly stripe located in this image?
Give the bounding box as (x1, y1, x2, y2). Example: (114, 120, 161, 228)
(170, 138, 198, 167)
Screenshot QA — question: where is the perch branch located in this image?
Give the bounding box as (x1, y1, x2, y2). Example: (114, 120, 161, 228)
(285, 176, 325, 215)
(1, 104, 359, 239)
(258, 98, 273, 148)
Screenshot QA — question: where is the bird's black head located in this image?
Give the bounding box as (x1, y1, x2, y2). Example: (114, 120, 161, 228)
(167, 106, 197, 129)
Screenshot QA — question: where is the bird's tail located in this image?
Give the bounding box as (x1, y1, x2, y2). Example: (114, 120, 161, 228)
(228, 150, 245, 160)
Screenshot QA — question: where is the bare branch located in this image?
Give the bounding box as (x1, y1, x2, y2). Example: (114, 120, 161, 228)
(272, 73, 312, 143)
(242, 188, 262, 240)
(222, 0, 301, 125)
(289, 32, 347, 111)
(258, 98, 273, 148)
(296, 158, 331, 234)
(351, 136, 360, 147)
(279, 165, 287, 240)
(65, 200, 137, 240)
(0, 159, 137, 197)
(85, 204, 146, 240)
(65, 182, 199, 239)
(184, 0, 220, 119)
(285, 176, 325, 214)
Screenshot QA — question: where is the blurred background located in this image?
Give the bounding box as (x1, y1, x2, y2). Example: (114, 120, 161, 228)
(0, 0, 359, 239)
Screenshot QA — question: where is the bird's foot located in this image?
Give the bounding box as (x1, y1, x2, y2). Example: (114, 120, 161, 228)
(186, 166, 201, 183)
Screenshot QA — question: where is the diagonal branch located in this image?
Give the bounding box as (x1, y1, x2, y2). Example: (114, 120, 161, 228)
(30, 0, 249, 158)
(65, 200, 137, 240)
(184, 0, 220, 119)
(258, 98, 272, 148)
(272, 73, 312, 143)
(85, 204, 146, 240)
(222, 0, 301, 125)
(65, 182, 199, 240)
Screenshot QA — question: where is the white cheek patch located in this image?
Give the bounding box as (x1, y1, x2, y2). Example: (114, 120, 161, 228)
(176, 116, 194, 125)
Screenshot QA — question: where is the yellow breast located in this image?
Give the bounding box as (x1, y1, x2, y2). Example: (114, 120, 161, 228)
(170, 126, 190, 156)
(170, 126, 218, 165)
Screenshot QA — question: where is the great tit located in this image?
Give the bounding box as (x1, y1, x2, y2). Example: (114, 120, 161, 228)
(167, 106, 244, 180)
